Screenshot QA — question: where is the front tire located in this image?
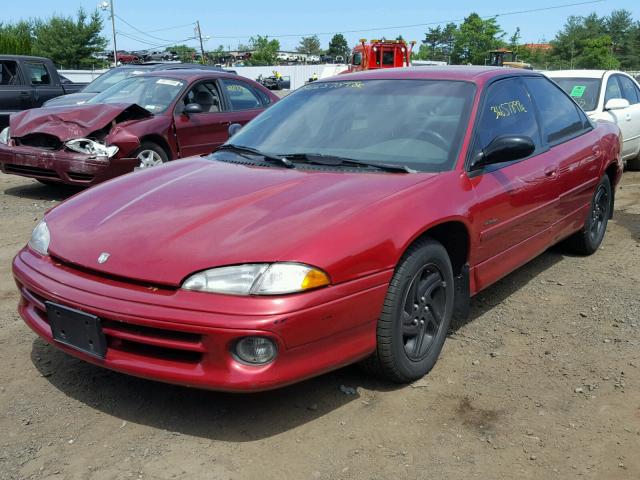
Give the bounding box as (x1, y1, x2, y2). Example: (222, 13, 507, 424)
(364, 239, 455, 383)
(564, 175, 612, 255)
(134, 141, 169, 169)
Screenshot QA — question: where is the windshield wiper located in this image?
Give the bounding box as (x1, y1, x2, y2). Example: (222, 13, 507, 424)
(218, 144, 294, 168)
(281, 153, 416, 173)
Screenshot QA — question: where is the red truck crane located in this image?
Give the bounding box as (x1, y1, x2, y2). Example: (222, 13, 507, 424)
(345, 39, 416, 73)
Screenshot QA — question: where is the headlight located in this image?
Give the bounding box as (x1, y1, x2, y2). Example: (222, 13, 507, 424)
(29, 220, 50, 255)
(182, 263, 330, 295)
(65, 138, 118, 158)
(0, 127, 9, 145)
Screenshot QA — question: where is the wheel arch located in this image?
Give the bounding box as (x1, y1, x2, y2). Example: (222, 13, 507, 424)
(604, 161, 619, 218)
(139, 134, 173, 160)
(402, 219, 471, 277)
(401, 219, 473, 319)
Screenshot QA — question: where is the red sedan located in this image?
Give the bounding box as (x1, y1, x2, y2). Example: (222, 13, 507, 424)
(0, 70, 278, 185)
(13, 67, 622, 392)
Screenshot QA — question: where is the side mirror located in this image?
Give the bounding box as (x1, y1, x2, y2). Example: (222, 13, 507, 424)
(228, 123, 242, 137)
(183, 103, 203, 115)
(604, 98, 630, 111)
(472, 135, 536, 169)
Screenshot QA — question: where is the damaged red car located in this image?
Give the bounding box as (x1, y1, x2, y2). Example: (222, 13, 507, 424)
(13, 68, 622, 392)
(0, 70, 278, 185)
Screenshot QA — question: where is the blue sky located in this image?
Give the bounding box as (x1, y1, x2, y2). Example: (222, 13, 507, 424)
(3, 0, 639, 52)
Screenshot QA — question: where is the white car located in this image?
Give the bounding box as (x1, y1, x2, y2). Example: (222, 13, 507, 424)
(545, 70, 640, 169)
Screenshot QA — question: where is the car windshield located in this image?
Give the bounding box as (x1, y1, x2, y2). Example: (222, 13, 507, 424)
(549, 77, 601, 111)
(225, 79, 475, 172)
(83, 67, 150, 93)
(86, 76, 185, 113)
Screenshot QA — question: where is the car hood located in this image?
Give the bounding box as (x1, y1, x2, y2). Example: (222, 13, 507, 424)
(45, 158, 435, 286)
(10, 103, 152, 141)
(43, 92, 97, 107)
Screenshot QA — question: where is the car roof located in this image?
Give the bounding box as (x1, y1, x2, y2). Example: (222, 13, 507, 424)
(327, 66, 543, 83)
(138, 69, 237, 81)
(544, 70, 609, 78)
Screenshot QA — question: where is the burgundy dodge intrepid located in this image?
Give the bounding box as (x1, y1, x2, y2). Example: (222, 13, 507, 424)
(0, 70, 278, 185)
(13, 67, 622, 392)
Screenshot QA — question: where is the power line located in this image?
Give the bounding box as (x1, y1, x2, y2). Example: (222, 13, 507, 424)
(114, 14, 185, 43)
(207, 0, 606, 39)
(146, 22, 196, 33)
(116, 31, 196, 50)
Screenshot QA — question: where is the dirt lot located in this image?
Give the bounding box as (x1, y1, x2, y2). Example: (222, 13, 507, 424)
(1, 172, 639, 480)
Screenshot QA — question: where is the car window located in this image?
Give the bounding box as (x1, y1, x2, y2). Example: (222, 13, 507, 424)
(476, 78, 541, 154)
(549, 77, 600, 111)
(86, 67, 148, 93)
(226, 79, 475, 172)
(352, 52, 362, 66)
(221, 79, 261, 110)
(604, 76, 623, 103)
(87, 76, 185, 113)
(523, 77, 587, 145)
(618, 75, 639, 105)
(0, 60, 20, 85)
(181, 81, 222, 113)
(382, 50, 395, 66)
(25, 62, 51, 85)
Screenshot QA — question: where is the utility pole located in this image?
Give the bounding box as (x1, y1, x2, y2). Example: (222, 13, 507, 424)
(196, 21, 205, 64)
(99, 1, 117, 66)
(110, 2, 117, 66)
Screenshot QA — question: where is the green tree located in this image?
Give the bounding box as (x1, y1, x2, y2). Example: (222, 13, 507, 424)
(296, 35, 321, 55)
(0, 21, 33, 55)
(31, 8, 107, 68)
(603, 9, 638, 69)
(247, 35, 280, 65)
(166, 44, 197, 62)
(509, 27, 521, 50)
(575, 34, 619, 69)
(327, 33, 350, 60)
(451, 13, 504, 65)
(419, 22, 457, 61)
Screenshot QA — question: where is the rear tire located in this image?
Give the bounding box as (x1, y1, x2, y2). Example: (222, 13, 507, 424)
(362, 239, 454, 383)
(626, 153, 640, 171)
(563, 175, 612, 255)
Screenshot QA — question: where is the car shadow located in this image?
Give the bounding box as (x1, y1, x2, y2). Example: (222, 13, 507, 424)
(612, 210, 640, 242)
(31, 248, 566, 441)
(3, 181, 82, 202)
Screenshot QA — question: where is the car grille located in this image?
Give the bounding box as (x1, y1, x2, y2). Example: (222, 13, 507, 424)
(19, 285, 204, 365)
(5, 164, 58, 178)
(17, 134, 63, 150)
(66, 172, 94, 182)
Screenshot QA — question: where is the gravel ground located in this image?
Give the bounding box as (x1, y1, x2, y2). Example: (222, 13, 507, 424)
(0, 172, 639, 480)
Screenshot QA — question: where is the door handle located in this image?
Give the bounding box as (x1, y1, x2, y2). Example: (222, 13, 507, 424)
(592, 145, 601, 156)
(544, 167, 558, 178)
(219, 121, 232, 126)
(19, 91, 30, 96)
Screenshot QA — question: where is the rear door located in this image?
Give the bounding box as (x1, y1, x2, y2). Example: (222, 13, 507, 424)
(616, 74, 640, 158)
(23, 61, 61, 106)
(0, 60, 29, 115)
(218, 78, 268, 126)
(173, 80, 228, 157)
(523, 76, 600, 242)
(602, 74, 636, 158)
(467, 77, 561, 290)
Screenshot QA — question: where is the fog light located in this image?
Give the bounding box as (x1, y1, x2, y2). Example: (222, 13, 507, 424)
(234, 337, 277, 364)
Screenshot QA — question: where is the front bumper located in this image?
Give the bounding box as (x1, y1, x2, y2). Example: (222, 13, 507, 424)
(0, 143, 137, 186)
(13, 249, 390, 392)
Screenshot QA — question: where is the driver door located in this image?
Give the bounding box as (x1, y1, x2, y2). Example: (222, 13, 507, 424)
(467, 77, 561, 290)
(173, 80, 230, 158)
